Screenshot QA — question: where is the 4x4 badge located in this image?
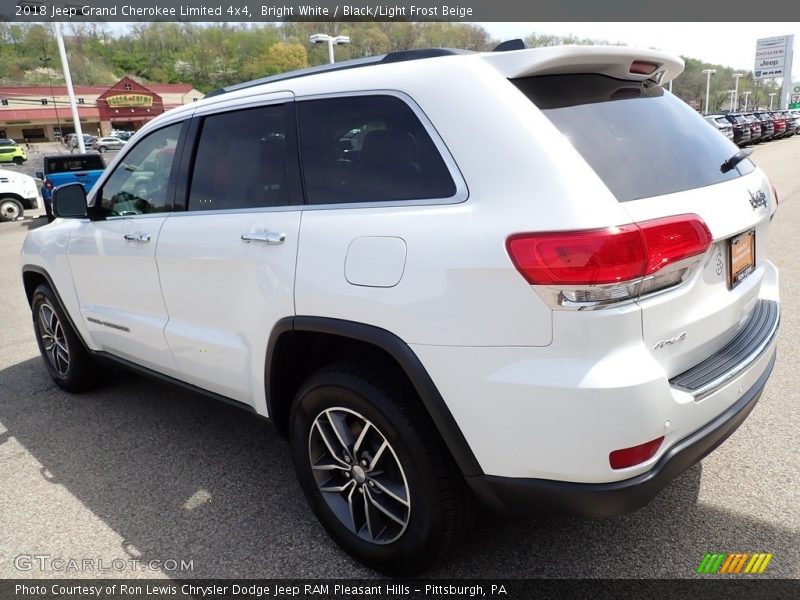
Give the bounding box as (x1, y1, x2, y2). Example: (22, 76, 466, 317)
(749, 189, 768, 210)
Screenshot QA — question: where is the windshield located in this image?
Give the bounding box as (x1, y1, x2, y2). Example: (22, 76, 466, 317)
(513, 74, 754, 202)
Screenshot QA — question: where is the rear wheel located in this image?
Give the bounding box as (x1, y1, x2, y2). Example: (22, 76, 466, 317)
(289, 363, 473, 574)
(32, 284, 102, 392)
(0, 197, 23, 222)
(12, 156, 24, 165)
(98, 146, 107, 153)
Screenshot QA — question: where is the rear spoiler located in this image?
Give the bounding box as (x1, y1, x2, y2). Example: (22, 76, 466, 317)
(479, 45, 684, 84)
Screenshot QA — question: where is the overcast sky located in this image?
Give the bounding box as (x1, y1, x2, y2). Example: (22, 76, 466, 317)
(479, 22, 800, 82)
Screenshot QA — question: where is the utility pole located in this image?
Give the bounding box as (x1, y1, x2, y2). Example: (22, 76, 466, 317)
(702, 69, 716, 115)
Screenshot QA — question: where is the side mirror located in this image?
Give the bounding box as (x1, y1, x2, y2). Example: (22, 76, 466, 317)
(35, 171, 44, 180)
(52, 183, 88, 219)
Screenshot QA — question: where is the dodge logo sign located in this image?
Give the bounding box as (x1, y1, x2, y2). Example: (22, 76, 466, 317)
(749, 190, 768, 210)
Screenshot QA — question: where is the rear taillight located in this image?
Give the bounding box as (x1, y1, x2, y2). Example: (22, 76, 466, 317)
(507, 215, 712, 308)
(45, 180, 53, 190)
(609, 436, 664, 470)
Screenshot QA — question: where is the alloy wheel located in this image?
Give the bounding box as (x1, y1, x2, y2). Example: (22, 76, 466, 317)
(37, 302, 70, 376)
(308, 407, 411, 545)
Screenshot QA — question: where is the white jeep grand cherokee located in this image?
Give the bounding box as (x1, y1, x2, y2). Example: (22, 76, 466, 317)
(20, 44, 780, 573)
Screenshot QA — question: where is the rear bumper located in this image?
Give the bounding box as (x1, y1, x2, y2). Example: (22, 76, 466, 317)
(466, 349, 775, 518)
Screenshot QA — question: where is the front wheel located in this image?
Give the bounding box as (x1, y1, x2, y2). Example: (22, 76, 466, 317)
(0, 197, 23, 221)
(289, 363, 473, 574)
(12, 157, 24, 165)
(31, 284, 102, 392)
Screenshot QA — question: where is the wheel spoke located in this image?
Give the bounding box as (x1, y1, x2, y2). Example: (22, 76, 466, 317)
(367, 440, 388, 472)
(366, 487, 407, 527)
(353, 422, 371, 454)
(326, 411, 355, 455)
(362, 485, 374, 540)
(319, 478, 355, 494)
(311, 456, 349, 472)
(314, 421, 349, 466)
(346, 483, 358, 533)
(369, 474, 410, 507)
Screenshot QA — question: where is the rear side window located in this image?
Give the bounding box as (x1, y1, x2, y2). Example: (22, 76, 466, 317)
(188, 105, 294, 211)
(513, 74, 753, 202)
(714, 118, 729, 126)
(297, 95, 456, 205)
(46, 155, 105, 173)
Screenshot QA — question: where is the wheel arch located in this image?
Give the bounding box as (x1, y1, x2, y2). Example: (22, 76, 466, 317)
(266, 316, 483, 478)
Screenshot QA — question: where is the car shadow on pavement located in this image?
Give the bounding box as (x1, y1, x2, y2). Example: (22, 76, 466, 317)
(0, 357, 796, 579)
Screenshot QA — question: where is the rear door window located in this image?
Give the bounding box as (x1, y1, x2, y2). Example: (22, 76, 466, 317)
(513, 74, 753, 202)
(187, 104, 299, 211)
(296, 95, 457, 205)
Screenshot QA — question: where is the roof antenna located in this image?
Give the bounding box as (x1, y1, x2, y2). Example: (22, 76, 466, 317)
(493, 39, 527, 52)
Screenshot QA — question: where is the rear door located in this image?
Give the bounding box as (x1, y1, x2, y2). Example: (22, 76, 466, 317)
(155, 93, 302, 409)
(515, 74, 776, 378)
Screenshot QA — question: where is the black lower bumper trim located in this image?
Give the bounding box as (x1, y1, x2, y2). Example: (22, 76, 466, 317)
(466, 349, 776, 518)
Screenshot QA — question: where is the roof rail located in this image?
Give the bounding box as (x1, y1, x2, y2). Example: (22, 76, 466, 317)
(206, 48, 473, 98)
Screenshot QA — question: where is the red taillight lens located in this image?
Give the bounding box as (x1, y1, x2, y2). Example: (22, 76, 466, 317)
(507, 225, 645, 285)
(609, 436, 664, 470)
(640, 216, 713, 275)
(506, 215, 712, 286)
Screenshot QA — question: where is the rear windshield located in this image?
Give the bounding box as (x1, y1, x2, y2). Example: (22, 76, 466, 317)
(46, 155, 105, 173)
(513, 74, 753, 202)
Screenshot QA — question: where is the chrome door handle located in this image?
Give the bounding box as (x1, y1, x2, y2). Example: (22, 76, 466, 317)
(241, 232, 285, 245)
(123, 232, 151, 243)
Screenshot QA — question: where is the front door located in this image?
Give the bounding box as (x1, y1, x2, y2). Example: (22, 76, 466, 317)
(67, 120, 185, 374)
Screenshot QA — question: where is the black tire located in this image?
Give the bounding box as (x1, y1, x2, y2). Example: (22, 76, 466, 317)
(0, 197, 24, 222)
(12, 156, 24, 165)
(289, 362, 474, 574)
(31, 284, 102, 392)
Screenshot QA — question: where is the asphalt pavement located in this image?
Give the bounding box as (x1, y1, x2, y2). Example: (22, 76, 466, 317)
(1, 137, 799, 579)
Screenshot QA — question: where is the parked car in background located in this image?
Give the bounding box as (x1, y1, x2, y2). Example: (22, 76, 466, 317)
(111, 131, 134, 141)
(92, 136, 127, 152)
(0, 143, 27, 165)
(68, 134, 97, 149)
(750, 112, 775, 142)
(739, 113, 764, 143)
(0, 168, 41, 221)
(778, 110, 799, 135)
(704, 115, 734, 141)
(722, 113, 752, 146)
(769, 112, 787, 139)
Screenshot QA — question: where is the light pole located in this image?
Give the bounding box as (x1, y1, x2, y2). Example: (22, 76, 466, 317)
(769, 93, 777, 110)
(743, 91, 751, 112)
(309, 34, 351, 64)
(732, 73, 744, 112)
(702, 68, 716, 115)
(728, 90, 736, 112)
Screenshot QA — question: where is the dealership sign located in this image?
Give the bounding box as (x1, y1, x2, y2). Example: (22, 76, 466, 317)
(791, 83, 800, 109)
(754, 36, 789, 79)
(106, 94, 154, 108)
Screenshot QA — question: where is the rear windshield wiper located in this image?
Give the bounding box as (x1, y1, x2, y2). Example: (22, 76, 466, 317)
(720, 148, 753, 173)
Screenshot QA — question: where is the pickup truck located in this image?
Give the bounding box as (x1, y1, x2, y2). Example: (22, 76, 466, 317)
(0, 169, 41, 221)
(38, 153, 106, 221)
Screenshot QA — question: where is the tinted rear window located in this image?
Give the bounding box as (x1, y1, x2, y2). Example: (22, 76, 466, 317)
(46, 155, 105, 173)
(513, 74, 752, 202)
